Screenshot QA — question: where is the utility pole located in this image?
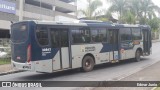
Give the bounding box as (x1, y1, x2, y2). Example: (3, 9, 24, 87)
(40, 0, 42, 20)
(75, 0, 78, 19)
(19, 0, 24, 21)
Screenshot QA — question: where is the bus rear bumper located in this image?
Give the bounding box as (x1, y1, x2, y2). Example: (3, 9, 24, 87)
(11, 60, 35, 71)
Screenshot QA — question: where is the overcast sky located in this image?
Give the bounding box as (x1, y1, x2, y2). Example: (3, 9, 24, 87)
(77, 0, 160, 18)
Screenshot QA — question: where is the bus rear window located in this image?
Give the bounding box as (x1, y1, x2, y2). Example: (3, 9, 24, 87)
(11, 23, 28, 43)
(36, 26, 49, 46)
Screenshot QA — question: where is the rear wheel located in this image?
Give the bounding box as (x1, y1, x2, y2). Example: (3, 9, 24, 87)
(82, 56, 94, 72)
(135, 50, 141, 62)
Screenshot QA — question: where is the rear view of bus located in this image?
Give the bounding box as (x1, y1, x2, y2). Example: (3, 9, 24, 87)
(11, 21, 34, 71)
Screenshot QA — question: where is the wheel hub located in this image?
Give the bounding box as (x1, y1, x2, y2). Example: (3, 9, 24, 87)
(85, 61, 90, 67)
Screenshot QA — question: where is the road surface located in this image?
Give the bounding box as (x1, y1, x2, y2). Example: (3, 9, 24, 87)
(0, 42, 160, 90)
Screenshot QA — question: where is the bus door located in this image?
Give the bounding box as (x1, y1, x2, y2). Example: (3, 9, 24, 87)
(50, 29, 70, 70)
(142, 29, 150, 55)
(109, 29, 119, 62)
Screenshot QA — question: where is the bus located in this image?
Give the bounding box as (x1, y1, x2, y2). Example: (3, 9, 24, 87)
(11, 20, 152, 73)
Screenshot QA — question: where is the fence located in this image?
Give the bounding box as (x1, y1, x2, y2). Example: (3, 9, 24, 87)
(0, 38, 10, 47)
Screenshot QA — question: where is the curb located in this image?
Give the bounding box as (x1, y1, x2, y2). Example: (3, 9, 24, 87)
(152, 40, 160, 43)
(151, 87, 157, 90)
(0, 70, 25, 76)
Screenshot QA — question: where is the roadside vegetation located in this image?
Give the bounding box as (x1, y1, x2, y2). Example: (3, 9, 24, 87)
(0, 58, 11, 65)
(78, 0, 160, 40)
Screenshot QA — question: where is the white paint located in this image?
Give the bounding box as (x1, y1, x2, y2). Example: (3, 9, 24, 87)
(53, 51, 61, 70)
(61, 47, 70, 69)
(34, 59, 52, 73)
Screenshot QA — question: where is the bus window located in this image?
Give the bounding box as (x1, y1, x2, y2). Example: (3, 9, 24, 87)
(120, 28, 132, 48)
(108, 29, 118, 44)
(50, 30, 59, 48)
(36, 27, 49, 46)
(120, 28, 132, 42)
(90, 28, 108, 43)
(11, 24, 28, 43)
(72, 28, 91, 44)
(60, 30, 69, 47)
(132, 28, 142, 40)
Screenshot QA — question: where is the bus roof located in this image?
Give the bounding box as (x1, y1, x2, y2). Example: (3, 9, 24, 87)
(34, 20, 150, 28)
(12, 20, 151, 29)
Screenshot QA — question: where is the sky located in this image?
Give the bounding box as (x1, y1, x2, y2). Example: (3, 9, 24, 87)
(77, 0, 160, 18)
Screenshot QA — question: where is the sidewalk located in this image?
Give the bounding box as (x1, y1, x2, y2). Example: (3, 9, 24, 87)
(93, 61, 160, 90)
(152, 39, 160, 43)
(0, 64, 24, 75)
(0, 64, 12, 73)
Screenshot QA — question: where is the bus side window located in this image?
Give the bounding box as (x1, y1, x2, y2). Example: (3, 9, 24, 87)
(120, 28, 132, 42)
(120, 28, 132, 48)
(108, 30, 114, 44)
(72, 28, 91, 44)
(50, 30, 59, 48)
(60, 30, 69, 47)
(90, 28, 108, 43)
(36, 27, 49, 46)
(132, 28, 142, 40)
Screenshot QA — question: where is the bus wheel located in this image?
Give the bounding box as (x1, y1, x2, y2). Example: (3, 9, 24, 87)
(135, 50, 141, 62)
(82, 56, 94, 72)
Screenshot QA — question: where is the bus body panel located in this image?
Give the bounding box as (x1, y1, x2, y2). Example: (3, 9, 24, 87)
(11, 43, 28, 63)
(34, 59, 52, 72)
(71, 43, 115, 68)
(61, 47, 70, 69)
(52, 51, 61, 70)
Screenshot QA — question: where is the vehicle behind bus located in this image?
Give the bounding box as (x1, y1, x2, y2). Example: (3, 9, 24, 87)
(11, 21, 152, 73)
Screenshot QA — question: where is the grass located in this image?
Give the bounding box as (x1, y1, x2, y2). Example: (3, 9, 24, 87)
(0, 58, 11, 65)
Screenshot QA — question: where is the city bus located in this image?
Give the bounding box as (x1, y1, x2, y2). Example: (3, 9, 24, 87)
(11, 20, 152, 73)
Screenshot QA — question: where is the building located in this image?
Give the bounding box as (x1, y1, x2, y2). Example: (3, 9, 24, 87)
(0, 0, 77, 47)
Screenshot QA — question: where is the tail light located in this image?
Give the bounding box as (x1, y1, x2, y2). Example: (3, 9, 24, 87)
(27, 44, 31, 63)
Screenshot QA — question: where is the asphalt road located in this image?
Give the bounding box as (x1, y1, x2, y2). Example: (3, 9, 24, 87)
(0, 42, 160, 90)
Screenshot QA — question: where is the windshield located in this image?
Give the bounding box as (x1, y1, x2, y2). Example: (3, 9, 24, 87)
(11, 23, 28, 43)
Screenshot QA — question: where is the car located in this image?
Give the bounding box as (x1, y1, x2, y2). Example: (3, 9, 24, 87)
(0, 47, 11, 58)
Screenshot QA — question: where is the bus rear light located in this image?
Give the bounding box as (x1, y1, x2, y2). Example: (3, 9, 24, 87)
(27, 44, 31, 63)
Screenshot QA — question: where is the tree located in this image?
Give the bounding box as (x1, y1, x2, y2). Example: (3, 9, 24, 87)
(139, 0, 160, 24)
(107, 0, 129, 22)
(79, 0, 102, 19)
(122, 11, 135, 24)
(148, 18, 160, 39)
(127, 0, 141, 22)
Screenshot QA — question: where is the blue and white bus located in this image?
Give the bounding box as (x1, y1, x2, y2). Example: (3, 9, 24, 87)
(11, 20, 152, 73)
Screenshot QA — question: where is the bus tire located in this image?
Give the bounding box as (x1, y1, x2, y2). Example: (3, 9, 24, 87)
(135, 50, 141, 62)
(82, 56, 94, 72)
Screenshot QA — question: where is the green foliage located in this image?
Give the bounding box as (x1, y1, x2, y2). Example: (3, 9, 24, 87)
(98, 17, 108, 22)
(79, 0, 102, 19)
(107, 0, 129, 20)
(122, 11, 135, 24)
(148, 18, 160, 32)
(0, 58, 11, 65)
(78, 0, 160, 36)
(106, 0, 160, 24)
